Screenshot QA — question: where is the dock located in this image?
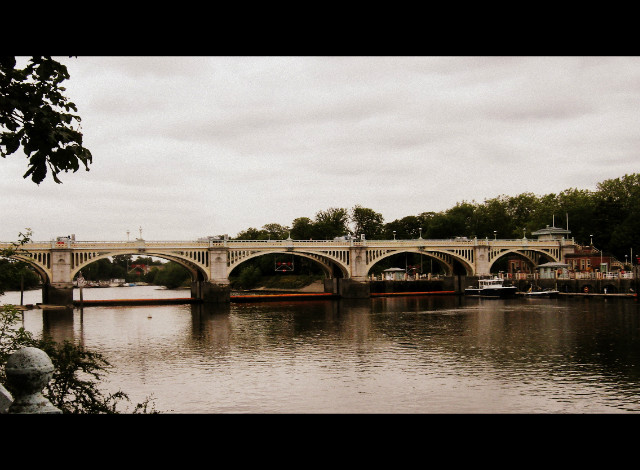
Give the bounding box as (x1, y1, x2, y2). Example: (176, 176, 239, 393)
(72, 298, 197, 307)
(557, 292, 637, 299)
(370, 290, 455, 297)
(230, 293, 339, 302)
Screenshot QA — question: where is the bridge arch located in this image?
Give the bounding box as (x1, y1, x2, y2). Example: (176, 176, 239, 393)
(226, 250, 347, 279)
(365, 248, 474, 276)
(69, 250, 210, 283)
(4, 253, 51, 285)
(486, 247, 560, 273)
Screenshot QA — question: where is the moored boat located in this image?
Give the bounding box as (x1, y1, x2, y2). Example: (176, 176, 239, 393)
(524, 287, 559, 298)
(465, 277, 517, 298)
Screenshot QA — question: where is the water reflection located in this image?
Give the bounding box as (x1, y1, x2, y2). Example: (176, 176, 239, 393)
(7, 288, 640, 413)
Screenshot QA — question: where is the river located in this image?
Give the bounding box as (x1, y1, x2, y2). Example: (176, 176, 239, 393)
(2, 286, 640, 413)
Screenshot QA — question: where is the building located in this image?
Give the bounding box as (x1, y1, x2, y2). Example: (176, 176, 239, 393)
(531, 225, 572, 241)
(564, 246, 616, 273)
(536, 262, 570, 279)
(383, 267, 405, 281)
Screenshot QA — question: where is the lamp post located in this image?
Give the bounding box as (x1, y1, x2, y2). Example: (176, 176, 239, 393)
(393, 231, 396, 241)
(493, 231, 497, 241)
(590, 234, 593, 245)
(419, 227, 422, 239)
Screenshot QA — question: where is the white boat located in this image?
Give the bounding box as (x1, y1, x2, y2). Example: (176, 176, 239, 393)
(465, 277, 517, 298)
(525, 287, 559, 298)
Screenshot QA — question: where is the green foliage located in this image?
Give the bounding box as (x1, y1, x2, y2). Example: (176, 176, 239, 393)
(260, 274, 322, 289)
(290, 217, 315, 240)
(384, 215, 422, 239)
(227, 173, 640, 265)
(235, 223, 290, 240)
(0, 56, 92, 184)
(0, 229, 34, 296)
(313, 207, 350, 239)
(0, 259, 40, 292)
(77, 257, 126, 281)
(235, 265, 262, 289)
(0, 305, 33, 378)
(0, 304, 157, 413)
(351, 205, 384, 239)
(152, 262, 191, 289)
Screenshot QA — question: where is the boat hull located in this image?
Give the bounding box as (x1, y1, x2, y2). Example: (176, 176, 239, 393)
(479, 287, 517, 298)
(465, 286, 517, 298)
(525, 290, 559, 298)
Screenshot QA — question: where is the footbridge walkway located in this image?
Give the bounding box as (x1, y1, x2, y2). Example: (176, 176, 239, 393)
(1, 234, 577, 305)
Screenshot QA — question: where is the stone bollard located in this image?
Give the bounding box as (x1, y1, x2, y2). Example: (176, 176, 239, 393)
(5, 347, 61, 414)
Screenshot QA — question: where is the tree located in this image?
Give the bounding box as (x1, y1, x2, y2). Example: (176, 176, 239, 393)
(235, 227, 268, 240)
(235, 265, 262, 289)
(350, 205, 384, 239)
(0, 229, 33, 295)
(474, 196, 512, 239)
(0, 56, 92, 184)
(314, 207, 350, 239)
(261, 223, 290, 240)
(444, 202, 478, 237)
(0, 259, 40, 292)
(290, 217, 315, 240)
(384, 215, 422, 239)
(153, 262, 190, 289)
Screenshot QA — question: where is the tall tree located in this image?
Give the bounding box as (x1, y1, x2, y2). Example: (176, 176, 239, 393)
(0, 56, 92, 184)
(234, 227, 267, 240)
(314, 207, 350, 239)
(383, 215, 422, 239)
(350, 205, 384, 239)
(262, 223, 290, 240)
(290, 217, 315, 240)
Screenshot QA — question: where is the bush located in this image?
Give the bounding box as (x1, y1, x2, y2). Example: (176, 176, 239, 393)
(153, 262, 191, 289)
(235, 266, 262, 289)
(0, 304, 158, 413)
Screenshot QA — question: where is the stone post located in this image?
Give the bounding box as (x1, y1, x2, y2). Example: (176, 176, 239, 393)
(4, 347, 61, 414)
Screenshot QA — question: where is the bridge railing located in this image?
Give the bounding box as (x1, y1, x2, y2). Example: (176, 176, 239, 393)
(2, 237, 576, 251)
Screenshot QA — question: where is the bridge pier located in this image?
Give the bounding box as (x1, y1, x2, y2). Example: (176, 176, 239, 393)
(42, 283, 74, 307)
(198, 281, 231, 303)
(337, 278, 371, 299)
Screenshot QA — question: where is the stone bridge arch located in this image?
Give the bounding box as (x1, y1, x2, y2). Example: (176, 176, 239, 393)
(486, 247, 562, 273)
(68, 249, 211, 282)
(4, 252, 52, 285)
(226, 249, 349, 279)
(364, 247, 475, 276)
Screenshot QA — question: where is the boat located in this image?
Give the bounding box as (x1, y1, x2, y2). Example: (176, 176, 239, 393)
(524, 287, 559, 298)
(465, 277, 517, 298)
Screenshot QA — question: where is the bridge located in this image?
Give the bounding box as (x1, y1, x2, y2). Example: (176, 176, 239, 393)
(1, 229, 577, 305)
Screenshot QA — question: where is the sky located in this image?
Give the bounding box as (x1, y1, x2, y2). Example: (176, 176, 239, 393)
(2, 56, 640, 242)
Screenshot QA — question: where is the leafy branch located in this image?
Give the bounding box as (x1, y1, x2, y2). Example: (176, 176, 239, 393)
(0, 56, 92, 184)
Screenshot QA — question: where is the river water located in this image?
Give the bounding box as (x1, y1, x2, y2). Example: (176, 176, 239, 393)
(2, 286, 640, 413)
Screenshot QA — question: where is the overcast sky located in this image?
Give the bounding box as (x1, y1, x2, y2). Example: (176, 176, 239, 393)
(2, 56, 640, 242)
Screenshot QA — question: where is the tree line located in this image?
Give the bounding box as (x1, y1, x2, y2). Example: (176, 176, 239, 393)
(232, 173, 640, 262)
